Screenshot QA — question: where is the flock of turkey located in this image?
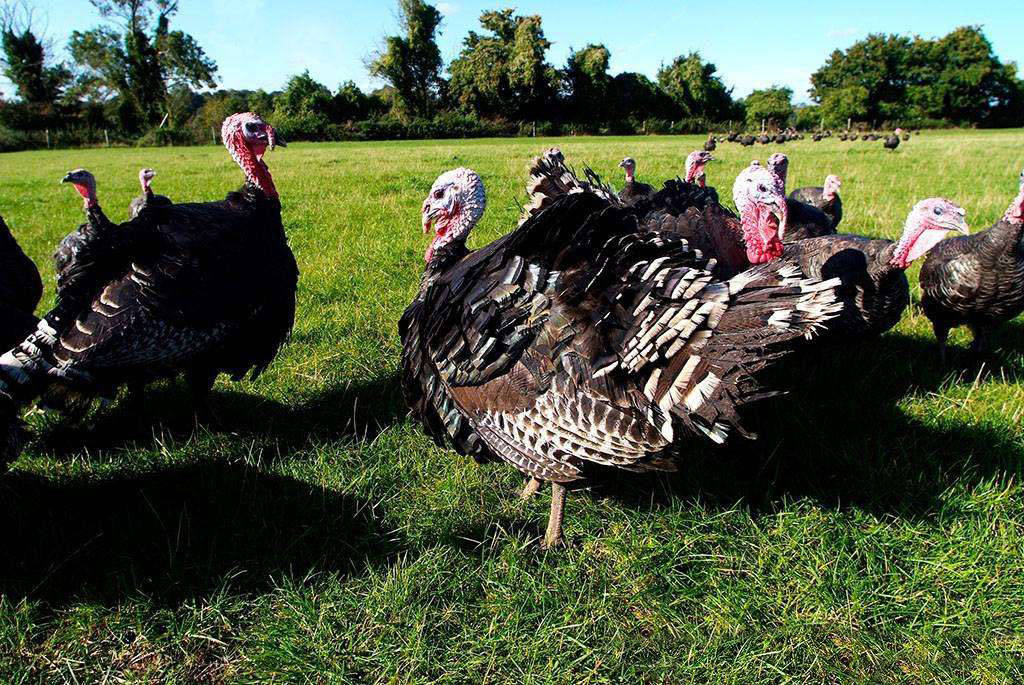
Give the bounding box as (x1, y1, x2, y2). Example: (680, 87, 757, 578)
(706, 128, 912, 151)
(1, 112, 1022, 549)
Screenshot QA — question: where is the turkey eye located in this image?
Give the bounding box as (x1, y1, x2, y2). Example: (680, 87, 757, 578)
(433, 189, 443, 199)
(933, 207, 942, 215)
(758, 184, 767, 193)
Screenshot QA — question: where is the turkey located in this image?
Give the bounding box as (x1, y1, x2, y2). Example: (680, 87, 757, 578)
(521, 150, 781, 278)
(740, 135, 755, 147)
(401, 167, 841, 548)
(0, 212, 43, 351)
(683, 150, 715, 192)
(883, 130, 901, 152)
(128, 168, 173, 218)
(617, 157, 656, 205)
(782, 198, 967, 339)
(774, 133, 786, 144)
(767, 153, 836, 241)
(54, 169, 118, 287)
(703, 134, 716, 152)
(789, 174, 843, 230)
(0, 112, 299, 468)
(920, 170, 1024, 361)
(757, 134, 771, 145)
(726, 132, 738, 142)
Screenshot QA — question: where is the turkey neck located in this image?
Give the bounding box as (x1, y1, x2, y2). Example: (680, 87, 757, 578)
(420, 240, 470, 292)
(86, 203, 114, 231)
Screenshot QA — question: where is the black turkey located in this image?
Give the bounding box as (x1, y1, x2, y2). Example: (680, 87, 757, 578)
(54, 169, 118, 288)
(920, 172, 1024, 361)
(726, 132, 738, 142)
(128, 167, 173, 218)
(703, 134, 716, 152)
(0, 112, 298, 468)
(767, 153, 836, 241)
(783, 198, 967, 339)
(883, 130, 900, 152)
(402, 167, 841, 548)
(617, 157, 656, 205)
(740, 135, 755, 147)
(758, 134, 771, 145)
(789, 174, 843, 231)
(0, 212, 42, 351)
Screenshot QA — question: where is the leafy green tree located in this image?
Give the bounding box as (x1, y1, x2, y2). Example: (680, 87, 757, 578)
(368, 0, 443, 118)
(276, 71, 333, 118)
(744, 86, 793, 128)
(610, 71, 678, 121)
(810, 34, 911, 124)
(448, 8, 556, 120)
(1, 4, 70, 105)
(334, 80, 373, 120)
(563, 43, 610, 120)
(810, 27, 1022, 126)
(69, 0, 217, 131)
(656, 52, 734, 120)
(819, 85, 869, 127)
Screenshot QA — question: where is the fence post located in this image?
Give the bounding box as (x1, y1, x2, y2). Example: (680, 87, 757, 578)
(45, 129, 50, 148)
(211, 126, 216, 145)
(104, 129, 110, 147)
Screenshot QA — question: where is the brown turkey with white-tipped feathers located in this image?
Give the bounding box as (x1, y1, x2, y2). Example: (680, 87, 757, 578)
(402, 166, 842, 548)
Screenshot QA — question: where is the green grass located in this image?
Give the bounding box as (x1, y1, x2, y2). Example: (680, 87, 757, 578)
(1, 129, 1024, 683)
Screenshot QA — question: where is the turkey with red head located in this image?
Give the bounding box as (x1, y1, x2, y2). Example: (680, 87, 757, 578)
(0, 212, 42, 351)
(0, 112, 298, 469)
(782, 198, 968, 339)
(401, 167, 842, 548)
(53, 168, 118, 288)
(767, 153, 837, 241)
(920, 169, 1024, 361)
(789, 174, 843, 231)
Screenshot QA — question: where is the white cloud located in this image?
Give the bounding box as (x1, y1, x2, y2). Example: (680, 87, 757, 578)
(436, 2, 458, 15)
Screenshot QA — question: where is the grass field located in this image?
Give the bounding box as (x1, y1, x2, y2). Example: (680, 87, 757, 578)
(1, 129, 1024, 683)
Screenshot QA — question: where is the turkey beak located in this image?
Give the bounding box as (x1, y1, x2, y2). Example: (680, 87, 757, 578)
(60, 173, 73, 184)
(422, 199, 434, 234)
(950, 209, 969, 235)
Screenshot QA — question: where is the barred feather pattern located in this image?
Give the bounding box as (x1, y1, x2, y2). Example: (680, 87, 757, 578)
(519, 148, 620, 225)
(920, 218, 1024, 336)
(402, 192, 842, 484)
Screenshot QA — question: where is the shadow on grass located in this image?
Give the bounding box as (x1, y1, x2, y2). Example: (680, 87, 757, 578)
(33, 369, 406, 459)
(0, 461, 400, 604)
(586, 331, 1024, 519)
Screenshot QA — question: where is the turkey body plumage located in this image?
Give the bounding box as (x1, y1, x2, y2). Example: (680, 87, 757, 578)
(783, 195, 836, 242)
(45, 185, 298, 394)
(789, 186, 842, 230)
(782, 235, 908, 338)
(920, 218, 1024, 352)
(402, 190, 841, 547)
(0, 214, 42, 316)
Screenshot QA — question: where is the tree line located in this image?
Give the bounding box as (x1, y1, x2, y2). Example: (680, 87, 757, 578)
(1, 0, 1022, 150)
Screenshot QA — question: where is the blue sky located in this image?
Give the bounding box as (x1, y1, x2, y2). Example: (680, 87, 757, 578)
(4, 0, 1022, 103)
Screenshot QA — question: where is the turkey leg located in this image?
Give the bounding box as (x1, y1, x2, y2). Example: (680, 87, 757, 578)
(542, 482, 567, 549)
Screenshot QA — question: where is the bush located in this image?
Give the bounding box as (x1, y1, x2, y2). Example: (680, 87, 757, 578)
(136, 127, 201, 147)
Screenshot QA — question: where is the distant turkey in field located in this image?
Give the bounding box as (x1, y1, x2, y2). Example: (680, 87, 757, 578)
(617, 157, 656, 205)
(789, 174, 843, 231)
(402, 166, 841, 548)
(128, 168, 173, 218)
